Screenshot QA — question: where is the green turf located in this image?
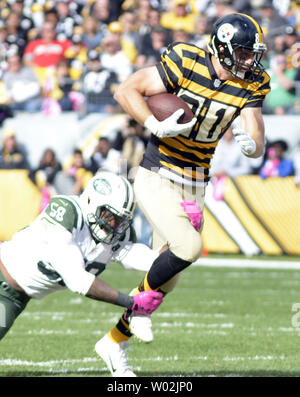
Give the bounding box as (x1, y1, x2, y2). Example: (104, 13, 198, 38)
(1, 259, 300, 377)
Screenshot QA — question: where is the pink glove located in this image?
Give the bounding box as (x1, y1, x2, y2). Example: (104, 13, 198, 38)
(131, 291, 163, 316)
(181, 200, 202, 232)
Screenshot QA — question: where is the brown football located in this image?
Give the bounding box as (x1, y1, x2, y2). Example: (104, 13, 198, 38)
(146, 93, 194, 124)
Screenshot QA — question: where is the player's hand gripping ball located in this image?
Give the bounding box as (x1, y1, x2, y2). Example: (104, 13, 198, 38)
(145, 93, 196, 138)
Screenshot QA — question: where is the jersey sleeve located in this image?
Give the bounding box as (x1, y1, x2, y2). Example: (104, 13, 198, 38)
(156, 42, 199, 93)
(43, 196, 84, 233)
(41, 196, 94, 295)
(42, 221, 95, 295)
(244, 72, 271, 108)
(114, 242, 159, 272)
(112, 226, 159, 272)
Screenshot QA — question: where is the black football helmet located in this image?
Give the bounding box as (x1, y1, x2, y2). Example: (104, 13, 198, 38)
(208, 13, 267, 82)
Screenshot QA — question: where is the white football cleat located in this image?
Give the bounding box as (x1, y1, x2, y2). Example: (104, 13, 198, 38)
(129, 313, 154, 343)
(95, 334, 136, 377)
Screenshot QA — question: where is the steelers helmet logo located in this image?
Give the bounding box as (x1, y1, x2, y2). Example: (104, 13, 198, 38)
(217, 23, 235, 43)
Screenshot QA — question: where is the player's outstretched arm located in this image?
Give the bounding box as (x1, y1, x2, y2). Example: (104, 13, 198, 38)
(86, 277, 163, 315)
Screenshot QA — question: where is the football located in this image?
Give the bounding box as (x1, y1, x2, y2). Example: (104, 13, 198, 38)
(146, 93, 194, 124)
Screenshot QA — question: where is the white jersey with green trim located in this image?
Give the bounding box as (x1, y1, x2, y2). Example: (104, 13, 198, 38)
(0, 195, 157, 299)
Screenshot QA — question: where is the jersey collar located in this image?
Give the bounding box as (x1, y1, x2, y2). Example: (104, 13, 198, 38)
(205, 51, 226, 89)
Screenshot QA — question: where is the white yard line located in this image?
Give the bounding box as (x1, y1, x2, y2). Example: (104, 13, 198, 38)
(194, 257, 300, 269)
(0, 354, 291, 370)
(0, 357, 99, 367)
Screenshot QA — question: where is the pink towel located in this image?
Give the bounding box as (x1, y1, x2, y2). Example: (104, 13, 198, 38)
(181, 200, 202, 232)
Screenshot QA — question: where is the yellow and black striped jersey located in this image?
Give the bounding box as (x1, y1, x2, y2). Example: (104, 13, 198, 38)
(141, 42, 270, 185)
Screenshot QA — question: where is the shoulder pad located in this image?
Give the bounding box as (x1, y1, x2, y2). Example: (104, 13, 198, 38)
(44, 196, 84, 233)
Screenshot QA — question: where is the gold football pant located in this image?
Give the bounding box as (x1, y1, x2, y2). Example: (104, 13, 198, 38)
(108, 166, 206, 343)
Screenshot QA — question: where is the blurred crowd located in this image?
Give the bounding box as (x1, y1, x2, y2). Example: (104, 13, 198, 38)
(0, 0, 299, 117)
(0, 0, 300, 243)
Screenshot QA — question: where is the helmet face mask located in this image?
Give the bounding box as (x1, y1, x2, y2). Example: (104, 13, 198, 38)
(230, 45, 265, 81)
(80, 172, 135, 245)
(88, 204, 132, 244)
(208, 13, 267, 83)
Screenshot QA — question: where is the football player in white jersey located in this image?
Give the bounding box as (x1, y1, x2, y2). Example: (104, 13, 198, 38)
(0, 171, 162, 376)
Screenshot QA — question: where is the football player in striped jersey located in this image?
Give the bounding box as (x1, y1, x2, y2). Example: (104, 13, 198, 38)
(0, 171, 163, 375)
(96, 13, 271, 376)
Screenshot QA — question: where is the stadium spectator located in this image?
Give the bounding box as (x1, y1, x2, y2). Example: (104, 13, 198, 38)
(119, 10, 141, 54)
(294, 142, 300, 186)
(90, 0, 115, 28)
(135, 25, 169, 67)
(5, 10, 28, 56)
(95, 13, 270, 377)
(0, 19, 9, 59)
(0, 171, 162, 346)
(100, 34, 133, 82)
(91, 137, 122, 175)
(81, 15, 104, 51)
(135, 6, 166, 47)
(53, 58, 75, 112)
(29, 2, 45, 30)
(2, 53, 42, 113)
(80, 49, 120, 115)
(64, 33, 88, 81)
(9, 0, 35, 37)
(160, 0, 196, 34)
(55, 0, 83, 40)
(209, 127, 253, 199)
(23, 20, 71, 88)
(171, 27, 191, 43)
(120, 117, 149, 179)
(108, 0, 126, 22)
(284, 25, 299, 50)
(29, 147, 62, 193)
(106, 20, 138, 65)
(117, 116, 153, 246)
(136, 0, 152, 33)
(212, 0, 236, 19)
(259, 140, 294, 179)
(29, 147, 62, 211)
(230, 0, 253, 16)
(43, 8, 59, 27)
(266, 26, 299, 71)
(0, 127, 30, 170)
(190, 0, 220, 20)
(54, 148, 93, 195)
(268, 31, 290, 60)
(189, 15, 211, 49)
(257, 1, 288, 40)
(264, 53, 297, 114)
(0, 18, 25, 63)
(135, 7, 172, 64)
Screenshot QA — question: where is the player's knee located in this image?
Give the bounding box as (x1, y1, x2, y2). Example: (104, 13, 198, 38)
(171, 232, 203, 263)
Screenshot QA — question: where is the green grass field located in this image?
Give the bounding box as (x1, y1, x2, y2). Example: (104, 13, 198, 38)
(1, 257, 300, 378)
